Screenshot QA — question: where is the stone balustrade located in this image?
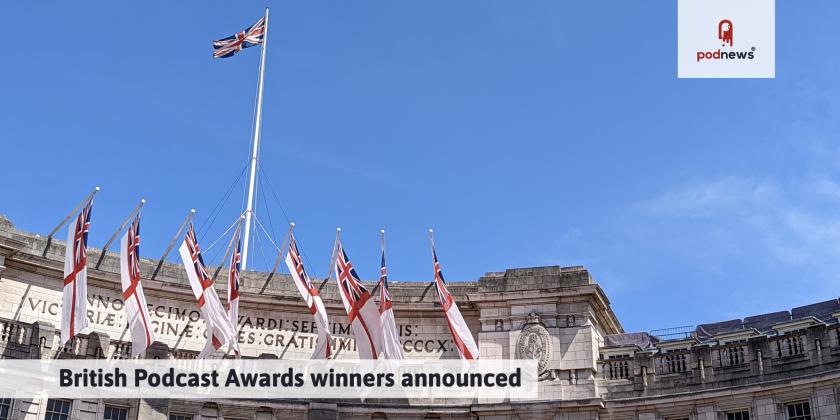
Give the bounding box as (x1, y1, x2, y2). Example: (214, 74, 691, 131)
(597, 321, 840, 399)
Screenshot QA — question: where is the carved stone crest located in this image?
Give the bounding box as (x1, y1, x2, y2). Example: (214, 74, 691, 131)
(515, 312, 552, 379)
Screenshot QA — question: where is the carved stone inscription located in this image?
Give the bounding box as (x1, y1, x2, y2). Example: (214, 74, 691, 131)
(0, 276, 467, 359)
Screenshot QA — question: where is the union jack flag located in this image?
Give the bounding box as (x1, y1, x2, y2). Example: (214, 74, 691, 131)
(228, 231, 241, 303)
(379, 252, 393, 311)
(432, 248, 453, 310)
(213, 16, 266, 58)
(335, 243, 369, 305)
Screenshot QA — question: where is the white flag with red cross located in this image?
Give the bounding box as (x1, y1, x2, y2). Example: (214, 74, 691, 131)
(119, 214, 156, 356)
(333, 240, 382, 359)
(178, 224, 237, 358)
(432, 246, 479, 360)
(285, 234, 332, 359)
(61, 199, 93, 345)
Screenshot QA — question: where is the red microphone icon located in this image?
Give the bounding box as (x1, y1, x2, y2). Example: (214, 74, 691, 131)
(718, 19, 733, 47)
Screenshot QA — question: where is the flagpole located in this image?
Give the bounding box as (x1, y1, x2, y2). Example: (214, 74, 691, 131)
(213, 215, 245, 280)
(428, 228, 436, 261)
(260, 222, 295, 293)
(241, 6, 270, 271)
(95, 199, 145, 269)
(415, 228, 438, 302)
(381, 229, 386, 255)
(151, 209, 195, 281)
(318, 228, 341, 291)
(42, 187, 100, 256)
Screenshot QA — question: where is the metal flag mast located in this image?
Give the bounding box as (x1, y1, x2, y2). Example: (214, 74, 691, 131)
(95, 198, 146, 269)
(42, 187, 100, 256)
(241, 7, 270, 271)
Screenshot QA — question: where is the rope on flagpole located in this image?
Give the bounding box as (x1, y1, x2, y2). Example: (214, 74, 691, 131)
(257, 165, 319, 277)
(259, 222, 294, 294)
(252, 214, 283, 252)
(151, 209, 195, 281)
(42, 186, 100, 257)
(252, 222, 272, 277)
(198, 163, 248, 241)
(95, 198, 145, 269)
(204, 215, 245, 254)
(318, 228, 341, 292)
(212, 216, 245, 281)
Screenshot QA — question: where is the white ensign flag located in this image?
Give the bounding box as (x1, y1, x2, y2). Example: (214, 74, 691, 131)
(378, 247, 404, 359)
(227, 227, 242, 356)
(285, 234, 333, 359)
(432, 246, 479, 360)
(333, 240, 383, 359)
(178, 224, 237, 358)
(120, 215, 156, 356)
(61, 199, 93, 345)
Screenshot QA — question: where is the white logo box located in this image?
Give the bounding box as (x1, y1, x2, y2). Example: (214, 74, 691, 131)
(678, 0, 775, 78)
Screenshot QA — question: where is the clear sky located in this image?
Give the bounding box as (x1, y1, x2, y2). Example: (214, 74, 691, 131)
(1, 1, 839, 334)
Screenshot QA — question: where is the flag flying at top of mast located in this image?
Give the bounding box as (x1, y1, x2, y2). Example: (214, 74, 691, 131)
(212, 8, 270, 271)
(61, 198, 94, 345)
(213, 16, 266, 58)
(430, 231, 480, 360)
(333, 236, 383, 359)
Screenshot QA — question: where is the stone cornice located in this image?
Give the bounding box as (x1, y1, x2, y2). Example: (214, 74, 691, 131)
(0, 214, 613, 321)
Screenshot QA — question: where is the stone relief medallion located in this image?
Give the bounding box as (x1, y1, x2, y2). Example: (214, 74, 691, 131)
(515, 312, 552, 379)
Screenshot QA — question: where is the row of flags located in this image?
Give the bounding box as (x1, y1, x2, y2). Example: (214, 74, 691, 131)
(59, 198, 480, 360)
(61, 13, 480, 360)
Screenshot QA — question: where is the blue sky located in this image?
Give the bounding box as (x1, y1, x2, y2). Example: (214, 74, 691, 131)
(2, 1, 839, 333)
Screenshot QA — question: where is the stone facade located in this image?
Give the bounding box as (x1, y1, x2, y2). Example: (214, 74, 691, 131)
(0, 213, 839, 419)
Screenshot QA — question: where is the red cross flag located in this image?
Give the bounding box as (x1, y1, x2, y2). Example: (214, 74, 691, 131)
(178, 224, 237, 358)
(432, 241, 479, 360)
(61, 199, 93, 345)
(227, 226, 242, 356)
(285, 234, 333, 359)
(119, 214, 156, 356)
(333, 239, 383, 359)
(378, 240, 404, 359)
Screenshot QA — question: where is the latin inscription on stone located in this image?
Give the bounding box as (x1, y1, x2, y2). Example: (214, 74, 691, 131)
(0, 276, 464, 359)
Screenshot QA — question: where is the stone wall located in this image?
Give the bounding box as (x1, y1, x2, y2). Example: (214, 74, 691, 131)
(4, 214, 840, 419)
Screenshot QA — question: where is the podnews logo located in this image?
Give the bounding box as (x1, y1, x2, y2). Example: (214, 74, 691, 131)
(678, 0, 774, 78)
(696, 19, 756, 62)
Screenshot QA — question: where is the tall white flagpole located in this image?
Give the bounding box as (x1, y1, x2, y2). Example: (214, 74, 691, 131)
(241, 7, 270, 271)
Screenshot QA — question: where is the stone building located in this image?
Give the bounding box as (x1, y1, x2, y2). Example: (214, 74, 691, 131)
(0, 213, 838, 420)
